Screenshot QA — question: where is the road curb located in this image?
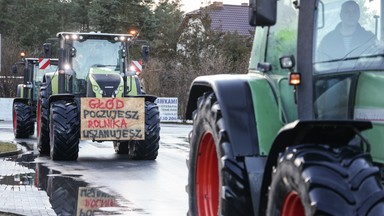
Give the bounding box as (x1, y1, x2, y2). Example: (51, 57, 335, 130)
(0, 143, 23, 157)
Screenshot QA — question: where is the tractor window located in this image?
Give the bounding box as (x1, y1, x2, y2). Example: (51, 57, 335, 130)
(314, 0, 384, 73)
(33, 62, 58, 100)
(72, 40, 120, 79)
(313, 0, 384, 121)
(249, 0, 298, 75)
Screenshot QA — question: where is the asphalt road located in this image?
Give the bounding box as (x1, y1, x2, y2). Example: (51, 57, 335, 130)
(0, 121, 192, 216)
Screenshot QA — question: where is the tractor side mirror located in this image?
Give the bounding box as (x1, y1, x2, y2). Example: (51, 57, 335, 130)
(141, 45, 149, 62)
(43, 43, 52, 58)
(12, 64, 18, 74)
(249, 0, 277, 26)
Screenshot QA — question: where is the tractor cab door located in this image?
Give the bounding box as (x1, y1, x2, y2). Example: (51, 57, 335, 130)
(311, 0, 384, 163)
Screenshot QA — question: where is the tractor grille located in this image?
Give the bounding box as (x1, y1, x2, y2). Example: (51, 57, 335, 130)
(92, 73, 121, 97)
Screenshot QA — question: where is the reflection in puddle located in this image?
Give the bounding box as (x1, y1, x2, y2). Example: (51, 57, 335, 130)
(0, 174, 34, 185)
(0, 154, 130, 215)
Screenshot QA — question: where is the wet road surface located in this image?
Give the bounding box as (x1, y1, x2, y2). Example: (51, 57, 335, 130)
(0, 121, 192, 216)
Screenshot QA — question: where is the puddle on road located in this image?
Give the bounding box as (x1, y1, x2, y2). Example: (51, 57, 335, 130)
(0, 152, 145, 215)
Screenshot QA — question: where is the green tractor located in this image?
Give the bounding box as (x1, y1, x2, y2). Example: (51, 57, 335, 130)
(185, 0, 384, 215)
(37, 32, 160, 161)
(12, 52, 58, 138)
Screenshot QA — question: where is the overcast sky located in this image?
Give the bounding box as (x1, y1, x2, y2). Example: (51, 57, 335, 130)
(180, 0, 248, 13)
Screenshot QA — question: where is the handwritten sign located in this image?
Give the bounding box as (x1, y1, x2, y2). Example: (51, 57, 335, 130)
(77, 187, 116, 216)
(80, 98, 145, 140)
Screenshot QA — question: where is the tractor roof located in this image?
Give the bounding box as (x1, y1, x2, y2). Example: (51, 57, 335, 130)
(56, 32, 134, 42)
(23, 57, 58, 61)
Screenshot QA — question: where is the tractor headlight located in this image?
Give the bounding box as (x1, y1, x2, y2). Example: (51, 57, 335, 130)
(119, 86, 123, 92)
(93, 85, 99, 91)
(99, 90, 104, 95)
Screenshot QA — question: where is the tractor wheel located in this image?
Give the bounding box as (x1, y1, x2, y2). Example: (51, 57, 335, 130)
(49, 100, 80, 161)
(128, 101, 160, 160)
(267, 144, 384, 216)
(37, 86, 50, 155)
(13, 101, 34, 138)
(187, 92, 253, 216)
(48, 175, 87, 215)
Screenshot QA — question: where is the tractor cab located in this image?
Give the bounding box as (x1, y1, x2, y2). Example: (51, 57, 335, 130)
(251, 0, 384, 163)
(12, 55, 58, 107)
(52, 32, 145, 97)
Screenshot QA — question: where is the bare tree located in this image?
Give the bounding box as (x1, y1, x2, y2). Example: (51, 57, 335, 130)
(0, 38, 24, 98)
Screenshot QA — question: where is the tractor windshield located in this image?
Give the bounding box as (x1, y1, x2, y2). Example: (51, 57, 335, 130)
(33, 60, 58, 100)
(72, 39, 121, 79)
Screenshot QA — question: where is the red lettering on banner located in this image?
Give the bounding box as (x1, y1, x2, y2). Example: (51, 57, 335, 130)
(88, 98, 125, 110)
(84, 198, 115, 208)
(87, 119, 129, 129)
(116, 99, 124, 109)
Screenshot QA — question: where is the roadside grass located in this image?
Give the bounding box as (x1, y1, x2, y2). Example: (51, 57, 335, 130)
(0, 142, 17, 153)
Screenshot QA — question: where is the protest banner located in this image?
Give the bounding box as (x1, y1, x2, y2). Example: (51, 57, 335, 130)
(80, 98, 145, 140)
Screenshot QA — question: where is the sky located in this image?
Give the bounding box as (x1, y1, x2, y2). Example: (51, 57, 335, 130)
(180, 0, 248, 13)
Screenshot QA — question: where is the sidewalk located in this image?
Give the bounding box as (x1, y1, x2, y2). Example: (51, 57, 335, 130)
(0, 144, 56, 216)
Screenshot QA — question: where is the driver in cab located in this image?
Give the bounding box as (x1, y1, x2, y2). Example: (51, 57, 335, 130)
(318, 0, 377, 60)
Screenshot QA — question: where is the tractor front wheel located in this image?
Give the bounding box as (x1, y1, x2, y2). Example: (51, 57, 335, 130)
(128, 101, 160, 160)
(49, 100, 80, 161)
(267, 144, 384, 216)
(187, 92, 253, 216)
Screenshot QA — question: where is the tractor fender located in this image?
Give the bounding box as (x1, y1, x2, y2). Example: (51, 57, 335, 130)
(48, 94, 77, 110)
(13, 98, 30, 105)
(48, 94, 76, 104)
(186, 74, 259, 156)
(256, 119, 373, 214)
(141, 94, 157, 103)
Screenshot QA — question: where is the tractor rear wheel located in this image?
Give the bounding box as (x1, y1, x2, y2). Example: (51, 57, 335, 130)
(49, 100, 80, 161)
(37, 86, 50, 155)
(187, 92, 253, 216)
(267, 144, 384, 216)
(128, 101, 160, 160)
(13, 101, 34, 138)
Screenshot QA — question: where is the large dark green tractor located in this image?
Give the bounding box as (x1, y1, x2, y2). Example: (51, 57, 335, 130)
(37, 32, 160, 161)
(185, 0, 384, 215)
(12, 53, 58, 138)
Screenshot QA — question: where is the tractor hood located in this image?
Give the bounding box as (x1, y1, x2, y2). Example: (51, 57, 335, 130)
(87, 66, 124, 97)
